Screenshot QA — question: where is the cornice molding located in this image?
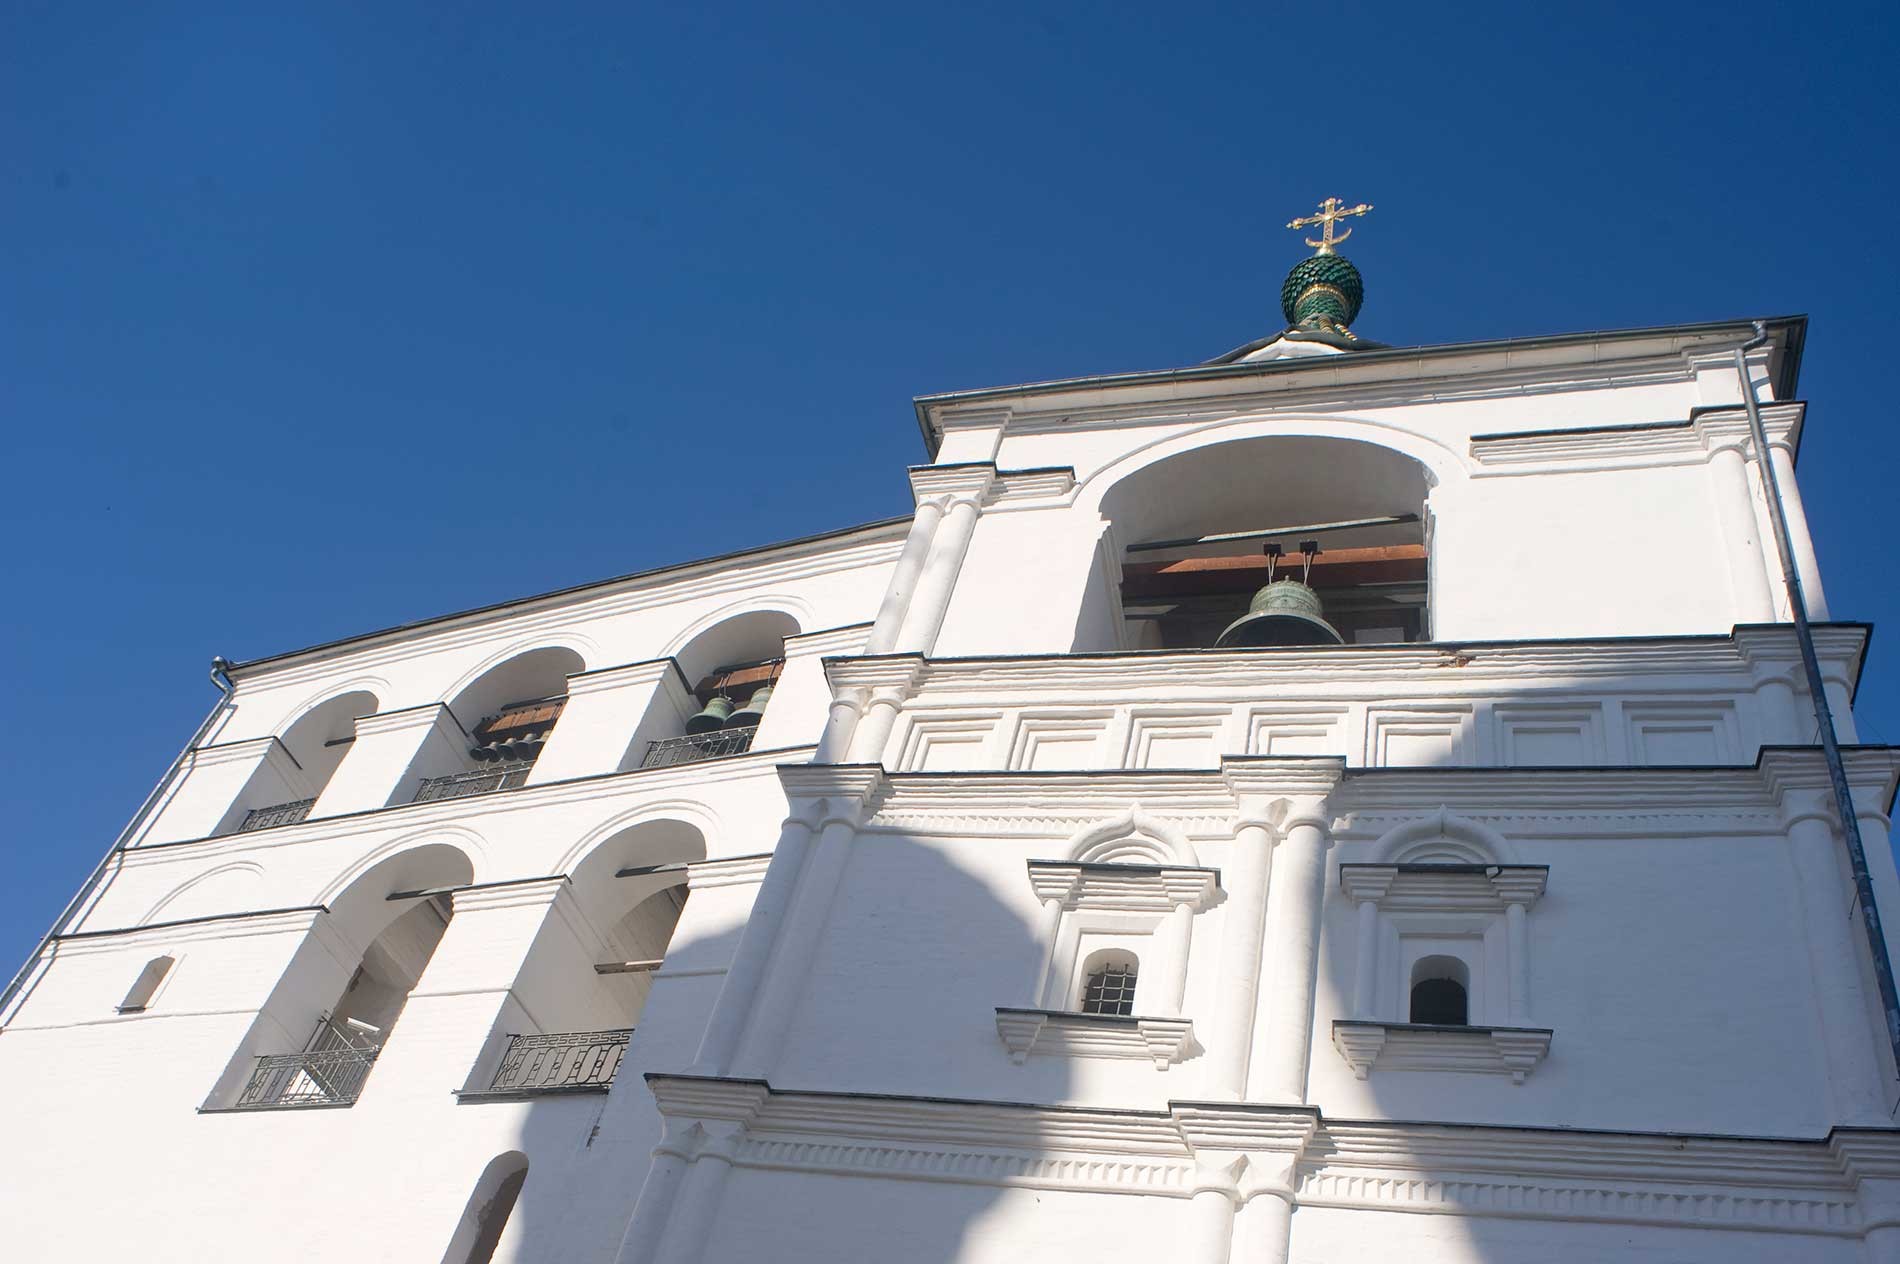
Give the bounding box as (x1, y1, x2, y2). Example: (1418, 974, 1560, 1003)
(1025, 861, 1220, 913)
(687, 852, 773, 889)
(870, 626, 1870, 697)
(783, 623, 873, 660)
(226, 527, 907, 692)
(1338, 863, 1548, 911)
(563, 657, 685, 698)
(644, 1074, 1890, 1237)
(908, 462, 998, 505)
(1332, 1020, 1553, 1083)
(116, 743, 813, 866)
(1467, 403, 1802, 471)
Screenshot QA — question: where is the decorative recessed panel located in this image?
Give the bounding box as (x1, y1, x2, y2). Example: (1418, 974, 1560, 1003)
(1624, 702, 1739, 765)
(1366, 707, 1471, 768)
(1009, 714, 1113, 772)
(898, 715, 1000, 772)
(1495, 704, 1605, 766)
(1125, 711, 1227, 769)
(1246, 707, 1349, 758)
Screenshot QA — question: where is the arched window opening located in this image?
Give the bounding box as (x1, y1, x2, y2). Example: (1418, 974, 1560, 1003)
(1092, 437, 1433, 652)
(223, 844, 470, 1110)
(414, 648, 584, 804)
(470, 821, 705, 1097)
(1410, 955, 1470, 1026)
(1079, 951, 1139, 1017)
(217, 689, 380, 835)
(117, 955, 175, 1013)
(643, 611, 797, 769)
(444, 1152, 529, 1264)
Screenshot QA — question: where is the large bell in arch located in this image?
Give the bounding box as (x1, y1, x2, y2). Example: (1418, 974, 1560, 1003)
(685, 695, 735, 734)
(1215, 578, 1344, 648)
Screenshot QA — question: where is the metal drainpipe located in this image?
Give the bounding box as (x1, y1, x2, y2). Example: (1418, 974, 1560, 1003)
(1733, 323, 1900, 1083)
(0, 656, 239, 1025)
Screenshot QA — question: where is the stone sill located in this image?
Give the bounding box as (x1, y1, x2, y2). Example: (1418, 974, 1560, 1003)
(198, 1100, 359, 1115)
(454, 1083, 615, 1103)
(1332, 1019, 1553, 1084)
(995, 1007, 1196, 1069)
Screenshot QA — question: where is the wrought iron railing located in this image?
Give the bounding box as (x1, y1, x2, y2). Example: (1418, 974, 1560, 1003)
(641, 726, 758, 769)
(233, 1042, 380, 1109)
(412, 761, 535, 804)
(482, 1029, 632, 1094)
(236, 798, 316, 832)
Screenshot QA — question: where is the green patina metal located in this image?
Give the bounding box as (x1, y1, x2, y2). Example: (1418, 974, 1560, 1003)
(1214, 578, 1345, 648)
(1280, 252, 1365, 330)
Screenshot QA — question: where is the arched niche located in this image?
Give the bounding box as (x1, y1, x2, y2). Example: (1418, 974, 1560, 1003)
(442, 1151, 529, 1264)
(1077, 433, 1437, 652)
(1066, 807, 1200, 868)
(1371, 809, 1515, 866)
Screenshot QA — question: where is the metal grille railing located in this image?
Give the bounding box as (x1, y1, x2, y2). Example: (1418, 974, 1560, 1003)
(412, 761, 535, 804)
(233, 1041, 380, 1109)
(236, 798, 316, 832)
(485, 1029, 632, 1094)
(641, 726, 758, 769)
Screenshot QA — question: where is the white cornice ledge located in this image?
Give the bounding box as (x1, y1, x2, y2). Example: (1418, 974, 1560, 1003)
(1026, 861, 1220, 912)
(1339, 863, 1548, 910)
(784, 623, 873, 660)
(1333, 1019, 1552, 1084)
(995, 1007, 1196, 1069)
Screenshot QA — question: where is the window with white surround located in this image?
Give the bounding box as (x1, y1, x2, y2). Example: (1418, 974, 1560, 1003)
(1331, 818, 1553, 1083)
(994, 812, 1217, 1069)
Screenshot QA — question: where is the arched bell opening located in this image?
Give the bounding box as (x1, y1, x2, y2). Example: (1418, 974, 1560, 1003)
(214, 843, 474, 1110)
(464, 820, 707, 1097)
(412, 648, 586, 803)
(1096, 436, 1433, 651)
(640, 610, 798, 769)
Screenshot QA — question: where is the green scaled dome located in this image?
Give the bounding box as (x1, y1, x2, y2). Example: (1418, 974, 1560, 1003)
(1280, 252, 1364, 328)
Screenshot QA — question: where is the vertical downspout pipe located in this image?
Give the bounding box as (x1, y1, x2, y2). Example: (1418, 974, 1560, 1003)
(1735, 323, 1900, 1080)
(0, 657, 238, 1025)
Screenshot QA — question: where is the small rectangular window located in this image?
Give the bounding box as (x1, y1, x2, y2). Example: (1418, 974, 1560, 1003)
(118, 955, 176, 1013)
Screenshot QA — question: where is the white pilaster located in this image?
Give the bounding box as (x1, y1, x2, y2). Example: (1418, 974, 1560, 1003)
(1206, 816, 1273, 1100)
(526, 658, 688, 784)
(893, 464, 995, 654)
(726, 766, 885, 1079)
(1709, 442, 1776, 624)
(313, 702, 471, 816)
(1253, 803, 1332, 1104)
(1769, 441, 1831, 619)
(862, 496, 946, 656)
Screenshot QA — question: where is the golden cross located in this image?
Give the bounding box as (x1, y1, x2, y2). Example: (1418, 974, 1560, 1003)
(1287, 196, 1373, 254)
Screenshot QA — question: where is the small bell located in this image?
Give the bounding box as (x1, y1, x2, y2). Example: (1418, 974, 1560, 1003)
(686, 695, 735, 734)
(469, 743, 500, 763)
(1214, 540, 1344, 648)
(725, 685, 773, 729)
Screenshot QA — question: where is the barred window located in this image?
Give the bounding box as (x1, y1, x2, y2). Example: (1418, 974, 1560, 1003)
(1080, 957, 1138, 1017)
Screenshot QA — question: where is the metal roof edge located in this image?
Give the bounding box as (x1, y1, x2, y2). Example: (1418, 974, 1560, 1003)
(226, 515, 912, 679)
(910, 314, 1809, 454)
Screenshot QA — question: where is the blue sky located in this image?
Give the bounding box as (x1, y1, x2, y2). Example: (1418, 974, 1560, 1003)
(4, 1, 1897, 972)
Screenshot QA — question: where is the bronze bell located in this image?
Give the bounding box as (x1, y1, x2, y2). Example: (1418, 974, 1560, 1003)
(1215, 578, 1344, 648)
(686, 695, 735, 734)
(725, 685, 773, 729)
